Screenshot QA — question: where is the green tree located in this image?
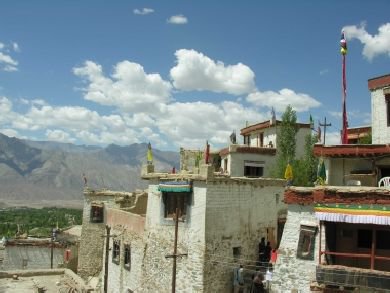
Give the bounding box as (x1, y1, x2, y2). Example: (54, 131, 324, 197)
(358, 131, 372, 144)
(293, 134, 319, 186)
(274, 105, 298, 178)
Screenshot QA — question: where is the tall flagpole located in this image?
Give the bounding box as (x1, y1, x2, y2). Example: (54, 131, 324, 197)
(341, 31, 348, 144)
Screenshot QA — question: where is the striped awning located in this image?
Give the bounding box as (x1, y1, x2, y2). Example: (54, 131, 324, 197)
(158, 181, 192, 193)
(315, 203, 390, 225)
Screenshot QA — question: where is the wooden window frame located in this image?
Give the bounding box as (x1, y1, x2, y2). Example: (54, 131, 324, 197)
(162, 192, 190, 221)
(124, 244, 131, 271)
(297, 225, 317, 260)
(90, 205, 104, 223)
(112, 239, 120, 265)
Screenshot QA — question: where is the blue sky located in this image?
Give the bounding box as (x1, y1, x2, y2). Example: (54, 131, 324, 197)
(0, 0, 389, 150)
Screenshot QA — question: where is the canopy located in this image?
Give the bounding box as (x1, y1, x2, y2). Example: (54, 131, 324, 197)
(315, 203, 390, 225)
(158, 181, 192, 193)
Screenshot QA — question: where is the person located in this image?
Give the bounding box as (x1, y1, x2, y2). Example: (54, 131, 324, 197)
(233, 264, 245, 293)
(264, 241, 272, 264)
(258, 237, 266, 263)
(251, 272, 265, 293)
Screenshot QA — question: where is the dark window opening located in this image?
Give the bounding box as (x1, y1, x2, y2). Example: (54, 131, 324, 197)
(376, 230, 390, 250)
(124, 244, 131, 270)
(386, 94, 390, 126)
(233, 246, 241, 261)
(244, 166, 264, 177)
(357, 229, 372, 249)
(244, 135, 251, 146)
(163, 192, 190, 221)
(112, 240, 120, 264)
(260, 133, 264, 147)
(90, 205, 104, 223)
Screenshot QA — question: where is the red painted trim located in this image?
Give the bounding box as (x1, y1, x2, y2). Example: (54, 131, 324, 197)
(368, 74, 390, 91)
(313, 144, 390, 157)
(284, 187, 390, 205)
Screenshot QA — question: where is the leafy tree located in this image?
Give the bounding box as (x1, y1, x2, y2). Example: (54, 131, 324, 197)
(272, 105, 318, 186)
(293, 134, 319, 186)
(274, 105, 298, 178)
(358, 131, 372, 144)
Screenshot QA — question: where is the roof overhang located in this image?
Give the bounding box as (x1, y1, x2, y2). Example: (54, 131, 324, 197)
(313, 144, 390, 158)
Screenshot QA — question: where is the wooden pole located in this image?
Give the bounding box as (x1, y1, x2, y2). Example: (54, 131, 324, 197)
(104, 225, 111, 293)
(172, 208, 179, 293)
(370, 227, 376, 270)
(318, 221, 322, 265)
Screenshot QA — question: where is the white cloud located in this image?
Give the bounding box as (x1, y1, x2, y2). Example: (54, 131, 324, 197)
(12, 42, 20, 52)
(0, 128, 19, 137)
(170, 49, 256, 95)
(0, 43, 4, 50)
(0, 52, 18, 72)
(73, 60, 172, 112)
(133, 8, 154, 15)
(167, 15, 188, 25)
(157, 101, 264, 148)
(343, 23, 390, 60)
(247, 88, 321, 112)
(319, 69, 329, 75)
(46, 129, 75, 143)
(325, 131, 342, 145)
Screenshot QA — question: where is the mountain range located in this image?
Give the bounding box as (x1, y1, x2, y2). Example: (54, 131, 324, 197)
(0, 133, 179, 208)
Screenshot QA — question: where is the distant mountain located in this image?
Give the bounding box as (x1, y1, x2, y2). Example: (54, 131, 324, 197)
(0, 133, 179, 207)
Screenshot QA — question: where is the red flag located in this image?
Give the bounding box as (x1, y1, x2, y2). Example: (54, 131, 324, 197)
(341, 31, 348, 144)
(204, 140, 210, 164)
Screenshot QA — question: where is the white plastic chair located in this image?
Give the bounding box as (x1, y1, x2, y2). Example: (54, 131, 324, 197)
(378, 177, 390, 187)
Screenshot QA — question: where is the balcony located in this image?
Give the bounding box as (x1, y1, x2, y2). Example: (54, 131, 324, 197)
(316, 265, 390, 290)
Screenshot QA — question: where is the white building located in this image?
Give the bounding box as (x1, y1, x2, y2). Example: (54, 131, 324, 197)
(220, 119, 311, 177)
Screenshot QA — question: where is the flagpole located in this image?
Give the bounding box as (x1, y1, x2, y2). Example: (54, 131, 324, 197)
(341, 31, 348, 144)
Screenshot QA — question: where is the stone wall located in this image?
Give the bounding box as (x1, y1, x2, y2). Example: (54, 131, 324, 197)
(371, 87, 387, 144)
(3, 245, 64, 270)
(203, 179, 286, 292)
(140, 179, 207, 292)
(106, 225, 145, 293)
(77, 192, 117, 279)
(271, 204, 321, 292)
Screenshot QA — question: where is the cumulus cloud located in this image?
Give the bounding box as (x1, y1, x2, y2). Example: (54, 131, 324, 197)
(0, 41, 19, 71)
(325, 131, 342, 145)
(0, 52, 18, 72)
(247, 88, 321, 112)
(133, 8, 154, 15)
(157, 101, 264, 148)
(167, 15, 188, 25)
(73, 60, 172, 112)
(343, 23, 390, 60)
(46, 129, 75, 143)
(170, 49, 256, 95)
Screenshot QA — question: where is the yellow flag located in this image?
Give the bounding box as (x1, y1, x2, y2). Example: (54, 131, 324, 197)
(284, 163, 293, 180)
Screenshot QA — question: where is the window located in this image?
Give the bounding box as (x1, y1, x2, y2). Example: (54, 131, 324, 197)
(233, 246, 241, 261)
(259, 133, 264, 147)
(297, 225, 317, 260)
(124, 244, 131, 270)
(244, 161, 264, 177)
(90, 205, 104, 223)
(112, 240, 120, 264)
(244, 135, 251, 146)
(376, 230, 390, 250)
(357, 229, 372, 249)
(386, 94, 390, 126)
(163, 192, 190, 221)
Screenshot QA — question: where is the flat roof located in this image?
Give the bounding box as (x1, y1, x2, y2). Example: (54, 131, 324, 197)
(0, 269, 90, 292)
(313, 144, 390, 158)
